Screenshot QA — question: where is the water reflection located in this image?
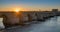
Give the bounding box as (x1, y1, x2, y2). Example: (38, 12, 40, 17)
(0, 16, 60, 32)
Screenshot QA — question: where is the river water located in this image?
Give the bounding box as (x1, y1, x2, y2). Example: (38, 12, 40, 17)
(0, 16, 60, 32)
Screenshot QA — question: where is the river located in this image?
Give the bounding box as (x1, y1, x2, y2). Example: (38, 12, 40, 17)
(0, 16, 60, 32)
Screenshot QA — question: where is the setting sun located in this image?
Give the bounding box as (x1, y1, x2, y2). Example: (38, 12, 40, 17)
(14, 8, 20, 12)
(13, 7, 24, 12)
(15, 9, 20, 12)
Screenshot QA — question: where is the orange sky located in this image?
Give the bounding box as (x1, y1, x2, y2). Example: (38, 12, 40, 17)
(0, 0, 60, 11)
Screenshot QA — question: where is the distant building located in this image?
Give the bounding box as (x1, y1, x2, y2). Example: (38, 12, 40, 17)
(52, 9, 58, 12)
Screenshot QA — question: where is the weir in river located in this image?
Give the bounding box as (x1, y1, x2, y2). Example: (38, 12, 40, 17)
(0, 14, 60, 32)
(0, 9, 60, 32)
(0, 11, 60, 28)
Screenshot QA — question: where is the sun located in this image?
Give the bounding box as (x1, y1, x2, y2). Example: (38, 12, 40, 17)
(13, 7, 24, 12)
(14, 8, 20, 12)
(15, 9, 20, 12)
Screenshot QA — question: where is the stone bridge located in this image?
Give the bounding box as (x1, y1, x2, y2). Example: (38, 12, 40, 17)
(0, 11, 60, 28)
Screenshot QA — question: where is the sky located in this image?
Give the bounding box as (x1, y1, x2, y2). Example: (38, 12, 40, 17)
(0, 0, 60, 11)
